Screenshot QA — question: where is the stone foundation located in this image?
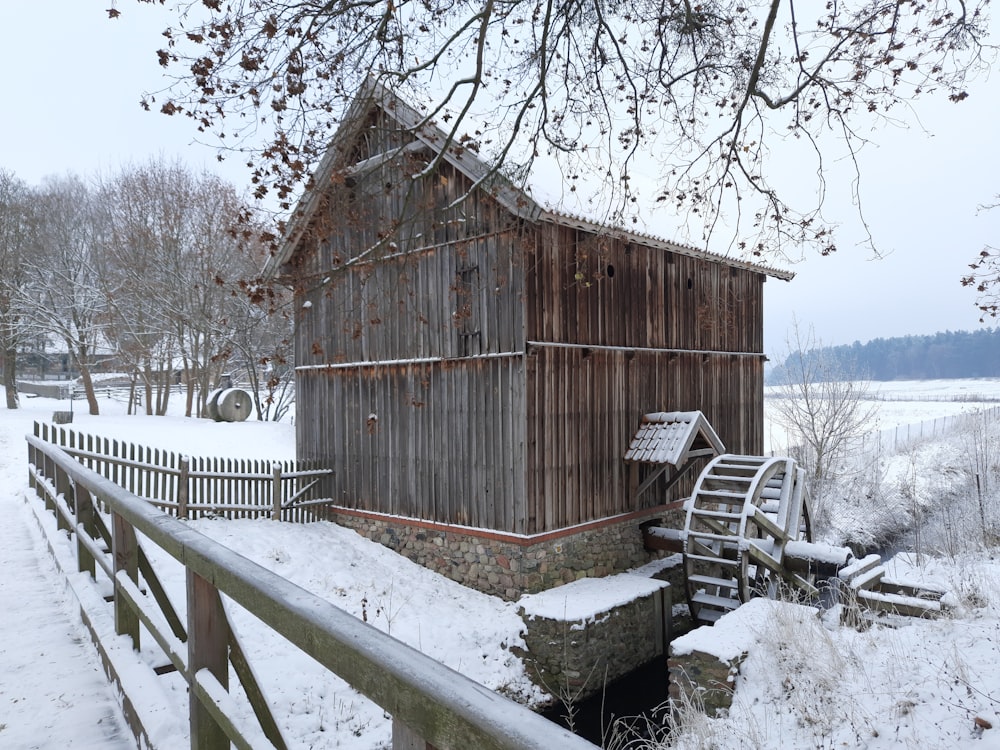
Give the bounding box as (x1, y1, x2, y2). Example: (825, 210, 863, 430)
(327, 507, 668, 600)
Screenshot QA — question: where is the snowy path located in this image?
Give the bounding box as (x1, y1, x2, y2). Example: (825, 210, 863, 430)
(0, 419, 135, 749)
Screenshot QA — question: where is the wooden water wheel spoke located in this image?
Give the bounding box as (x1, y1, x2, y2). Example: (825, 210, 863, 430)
(684, 454, 816, 626)
(744, 543, 818, 595)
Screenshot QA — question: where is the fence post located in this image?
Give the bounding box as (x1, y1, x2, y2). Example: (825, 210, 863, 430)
(55, 463, 72, 532)
(272, 466, 282, 521)
(112, 511, 140, 648)
(178, 457, 190, 519)
(392, 718, 436, 750)
(75, 481, 96, 578)
(28, 423, 39, 496)
(187, 570, 229, 750)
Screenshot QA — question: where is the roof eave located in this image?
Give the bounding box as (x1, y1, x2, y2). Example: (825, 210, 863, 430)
(538, 208, 795, 281)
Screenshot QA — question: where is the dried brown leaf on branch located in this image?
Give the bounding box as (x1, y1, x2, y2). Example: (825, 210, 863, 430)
(135, 1, 994, 269)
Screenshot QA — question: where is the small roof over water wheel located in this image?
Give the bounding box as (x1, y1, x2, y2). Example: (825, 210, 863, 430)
(683, 454, 816, 626)
(624, 411, 726, 506)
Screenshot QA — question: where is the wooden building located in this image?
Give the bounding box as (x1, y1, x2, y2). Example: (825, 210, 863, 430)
(268, 79, 793, 599)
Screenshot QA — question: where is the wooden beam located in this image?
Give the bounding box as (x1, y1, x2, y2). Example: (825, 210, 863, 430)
(112, 511, 140, 647)
(75, 481, 96, 578)
(187, 570, 230, 750)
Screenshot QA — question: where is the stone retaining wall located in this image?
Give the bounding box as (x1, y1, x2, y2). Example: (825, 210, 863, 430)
(17, 381, 73, 399)
(514, 577, 672, 702)
(329, 508, 664, 600)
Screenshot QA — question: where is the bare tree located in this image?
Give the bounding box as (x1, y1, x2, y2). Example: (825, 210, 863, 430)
(99, 159, 284, 417)
(0, 169, 33, 409)
(129, 0, 991, 260)
(770, 322, 880, 526)
(223, 285, 294, 421)
(167, 169, 274, 417)
(98, 165, 181, 414)
(25, 175, 107, 415)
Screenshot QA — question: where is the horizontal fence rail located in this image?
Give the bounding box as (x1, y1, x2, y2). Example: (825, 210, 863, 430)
(33, 422, 332, 522)
(25, 433, 597, 750)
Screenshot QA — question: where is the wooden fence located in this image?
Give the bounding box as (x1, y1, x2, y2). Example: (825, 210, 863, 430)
(33, 422, 333, 522)
(25, 433, 597, 750)
(769, 405, 1000, 463)
(855, 405, 1000, 457)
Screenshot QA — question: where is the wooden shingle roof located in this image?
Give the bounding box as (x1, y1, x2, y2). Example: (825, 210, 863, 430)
(624, 411, 726, 466)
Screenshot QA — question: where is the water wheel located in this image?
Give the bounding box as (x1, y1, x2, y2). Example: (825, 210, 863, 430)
(682, 454, 817, 625)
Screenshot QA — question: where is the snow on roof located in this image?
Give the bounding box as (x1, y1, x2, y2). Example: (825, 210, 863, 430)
(624, 410, 726, 466)
(518, 573, 669, 624)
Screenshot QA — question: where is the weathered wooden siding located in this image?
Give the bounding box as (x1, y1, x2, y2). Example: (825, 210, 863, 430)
(293, 163, 526, 365)
(296, 356, 529, 533)
(525, 224, 764, 352)
(289, 105, 769, 537)
(516, 223, 767, 532)
(525, 345, 763, 533)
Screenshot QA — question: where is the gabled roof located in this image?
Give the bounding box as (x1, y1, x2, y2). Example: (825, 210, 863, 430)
(624, 411, 726, 467)
(268, 78, 794, 281)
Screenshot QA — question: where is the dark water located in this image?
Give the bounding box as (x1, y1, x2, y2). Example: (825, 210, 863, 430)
(541, 658, 671, 746)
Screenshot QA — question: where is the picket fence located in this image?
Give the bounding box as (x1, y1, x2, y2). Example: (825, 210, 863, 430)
(32, 421, 332, 522)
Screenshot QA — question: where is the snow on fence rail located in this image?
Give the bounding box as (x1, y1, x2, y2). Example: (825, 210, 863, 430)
(24, 433, 595, 750)
(32, 421, 332, 522)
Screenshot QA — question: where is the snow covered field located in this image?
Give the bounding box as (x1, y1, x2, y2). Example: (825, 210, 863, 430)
(2, 379, 1000, 749)
(764, 378, 1000, 454)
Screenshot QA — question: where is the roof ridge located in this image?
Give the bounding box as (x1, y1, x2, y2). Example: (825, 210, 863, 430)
(268, 79, 795, 282)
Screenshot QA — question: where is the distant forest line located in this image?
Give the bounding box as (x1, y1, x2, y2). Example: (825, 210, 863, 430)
(767, 328, 1000, 384)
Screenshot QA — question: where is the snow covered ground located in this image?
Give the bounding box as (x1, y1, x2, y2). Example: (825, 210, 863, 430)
(0, 417, 136, 750)
(2, 394, 543, 749)
(3, 380, 1000, 749)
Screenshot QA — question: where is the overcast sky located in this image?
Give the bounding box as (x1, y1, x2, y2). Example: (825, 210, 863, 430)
(2, 2, 998, 357)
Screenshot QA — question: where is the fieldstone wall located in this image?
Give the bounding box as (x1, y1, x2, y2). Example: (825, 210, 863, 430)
(328, 508, 662, 600)
(667, 599, 815, 716)
(514, 577, 671, 702)
(667, 649, 745, 716)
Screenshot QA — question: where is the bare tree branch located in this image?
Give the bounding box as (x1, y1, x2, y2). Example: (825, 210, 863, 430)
(132, 0, 993, 261)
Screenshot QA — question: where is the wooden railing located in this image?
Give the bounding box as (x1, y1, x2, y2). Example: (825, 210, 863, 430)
(33, 422, 332, 522)
(26, 433, 597, 750)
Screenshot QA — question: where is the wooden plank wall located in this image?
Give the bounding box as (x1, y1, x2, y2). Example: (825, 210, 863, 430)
(519, 224, 767, 533)
(524, 346, 763, 533)
(289, 111, 769, 536)
(525, 224, 765, 353)
(296, 356, 529, 533)
(293, 158, 528, 366)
